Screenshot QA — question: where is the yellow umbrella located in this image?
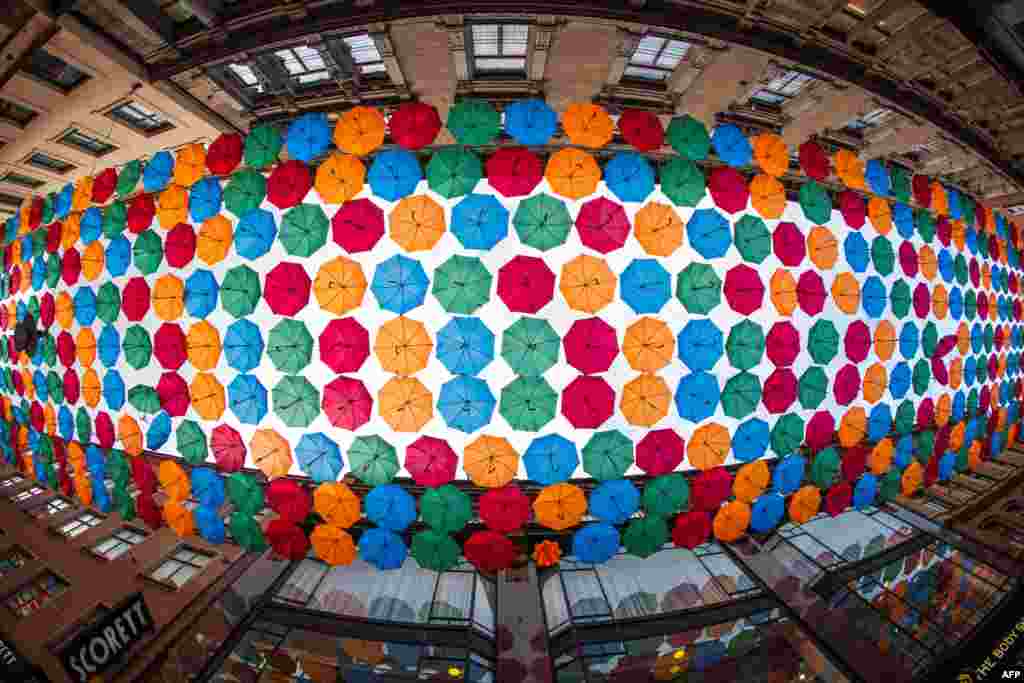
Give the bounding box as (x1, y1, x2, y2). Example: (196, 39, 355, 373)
(713, 500, 750, 542)
(533, 483, 587, 531)
(918, 245, 937, 281)
(838, 407, 867, 448)
(559, 255, 616, 313)
(157, 184, 189, 230)
(901, 461, 923, 496)
(862, 363, 887, 404)
(869, 438, 893, 475)
(82, 241, 105, 281)
(334, 106, 386, 157)
(56, 292, 74, 330)
(62, 212, 81, 250)
(76, 327, 97, 367)
(158, 460, 191, 502)
(789, 486, 821, 524)
(164, 501, 195, 538)
(190, 373, 225, 421)
(389, 195, 445, 252)
(187, 321, 222, 371)
(152, 274, 185, 321)
(119, 415, 143, 456)
(634, 202, 683, 257)
(313, 256, 367, 316)
(463, 435, 519, 488)
(174, 143, 207, 187)
(313, 482, 362, 528)
(867, 197, 892, 235)
(623, 317, 674, 372)
(544, 148, 601, 200)
(620, 373, 671, 427)
(374, 316, 433, 376)
(82, 368, 101, 408)
(833, 149, 865, 190)
(198, 215, 233, 266)
(807, 226, 838, 270)
(310, 524, 357, 566)
(770, 269, 797, 316)
(72, 176, 93, 211)
(831, 272, 860, 314)
(874, 320, 896, 361)
(935, 393, 952, 427)
(315, 153, 366, 204)
(733, 461, 770, 503)
(931, 284, 948, 320)
(378, 376, 433, 432)
(751, 133, 789, 178)
(749, 173, 786, 219)
(251, 428, 293, 480)
(562, 103, 615, 148)
(688, 423, 730, 470)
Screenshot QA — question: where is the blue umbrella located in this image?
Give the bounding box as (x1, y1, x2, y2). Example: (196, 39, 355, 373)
(733, 418, 769, 462)
(143, 151, 174, 192)
(34, 451, 48, 483)
(844, 231, 870, 272)
(55, 184, 72, 219)
(286, 112, 332, 163)
(32, 256, 45, 291)
(868, 404, 892, 442)
(966, 227, 978, 254)
(81, 207, 103, 244)
(436, 317, 494, 376)
(938, 249, 954, 283)
(74, 287, 97, 326)
(15, 301, 26, 323)
(947, 187, 961, 220)
(890, 362, 911, 399)
(589, 479, 640, 524)
(92, 486, 112, 513)
(504, 99, 558, 146)
(228, 374, 268, 425)
(865, 159, 890, 196)
(750, 493, 785, 533)
(34, 370, 47, 402)
(573, 523, 620, 564)
(451, 194, 508, 250)
(862, 276, 886, 319)
(224, 320, 264, 373)
(98, 325, 121, 368)
(853, 474, 877, 509)
(365, 484, 417, 532)
(195, 505, 226, 544)
(899, 323, 919, 359)
(20, 234, 33, 262)
(191, 467, 226, 508)
(893, 203, 914, 239)
(12, 404, 28, 426)
(371, 254, 429, 314)
(773, 454, 805, 495)
(677, 319, 723, 371)
(103, 370, 125, 410)
(184, 269, 220, 319)
(106, 236, 131, 277)
(295, 432, 344, 483)
(963, 356, 976, 386)
(971, 322, 984, 353)
(86, 445, 106, 477)
(938, 452, 956, 481)
(367, 149, 422, 201)
(359, 527, 408, 570)
(686, 209, 731, 259)
(619, 259, 671, 314)
(235, 208, 278, 260)
(604, 152, 655, 203)
(189, 177, 222, 223)
(710, 123, 752, 167)
(523, 434, 578, 485)
(146, 412, 172, 450)
(674, 371, 719, 423)
(894, 435, 913, 469)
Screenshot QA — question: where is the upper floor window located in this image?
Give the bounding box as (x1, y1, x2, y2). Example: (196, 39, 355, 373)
(148, 545, 215, 589)
(275, 46, 332, 86)
(0, 171, 45, 190)
(750, 69, 814, 105)
(57, 127, 118, 157)
(57, 511, 103, 538)
(624, 35, 690, 81)
(107, 101, 174, 135)
(25, 151, 75, 174)
(0, 97, 38, 128)
(31, 497, 74, 519)
(845, 107, 893, 131)
(11, 486, 44, 503)
(4, 571, 69, 618)
(343, 34, 386, 75)
(23, 48, 89, 92)
(469, 24, 529, 77)
(1006, 205, 1024, 216)
(91, 527, 148, 560)
(0, 475, 25, 488)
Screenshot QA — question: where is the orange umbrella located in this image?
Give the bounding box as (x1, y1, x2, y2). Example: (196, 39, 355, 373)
(389, 195, 445, 252)
(620, 373, 671, 427)
(623, 317, 674, 372)
(713, 500, 750, 542)
(153, 274, 185, 321)
(838, 407, 867, 447)
(931, 284, 948, 320)
(62, 213, 81, 250)
(463, 435, 519, 488)
(559, 255, 616, 313)
(918, 245, 937, 281)
(545, 148, 601, 200)
(948, 357, 963, 390)
(82, 241, 105, 281)
(751, 132, 790, 178)
(164, 501, 195, 537)
(9, 240, 20, 267)
(930, 181, 948, 216)
(807, 226, 838, 270)
(950, 421, 966, 452)
(770, 269, 797, 316)
(67, 441, 85, 469)
(18, 267, 29, 294)
(789, 486, 821, 524)
(952, 221, 967, 251)
(313, 482, 361, 528)
(190, 373, 226, 421)
(315, 153, 365, 204)
(187, 321, 222, 371)
(82, 368, 101, 408)
(874, 320, 896, 361)
(956, 322, 971, 355)
(533, 540, 562, 568)
(968, 440, 982, 471)
(935, 394, 952, 427)
(251, 428, 293, 479)
(311, 524, 357, 566)
(831, 272, 860, 314)
(749, 173, 786, 219)
(983, 263, 993, 291)
(374, 316, 433, 376)
(157, 184, 189, 230)
(43, 403, 56, 436)
(869, 438, 893, 475)
(159, 460, 191, 501)
(334, 106, 387, 157)
(73, 176, 94, 211)
(198, 215, 233, 266)
(634, 202, 683, 256)
(901, 461, 923, 496)
(313, 256, 367, 315)
(174, 143, 207, 187)
(56, 292, 74, 330)
(688, 423, 730, 470)
(867, 197, 891, 235)
(833, 150, 865, 190)
(74, 327, 96, 367)
(862, 363, 887, 404)
(562, 103, 615, 148)
(119, 415, 143, 456)
(74, 472, 93, 506)
(734, 461, 770, 503)
(378, 376, 433, 432)
(533, 483, 587, 531)
(20, 368, 33, 400)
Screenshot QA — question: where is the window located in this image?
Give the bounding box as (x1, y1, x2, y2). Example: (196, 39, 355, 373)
(274, 46, 332, 86)
(57, 127, 117, 157)
(5, 571, 69, 618)
(1007, 205, 1024, 216)
(11, 486, 44, 503)
(91, 527, 148, 560)
(0, 546, 32, 579)
(0, 192, 19, 209)
(32, 497, 73, 519)
(57, 511, 103, 538)
(750, 69, 814, 105)
(0, 475, 25, 488)
(22, 48, 89, 92)
(624, 35, 690, 81)
(343, 34, 386, 75)
(845, 107, 893, 131)
(0, 172, 45, 189)
(0, 97, 37, 127)
(226, 62, 265, 94)
(148, 546, 214, 588)
(107, 101, 174, 135)
(25, 151, 75, 174)
(469, 24, 529, 77)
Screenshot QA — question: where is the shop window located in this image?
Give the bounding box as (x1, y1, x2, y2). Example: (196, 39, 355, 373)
(57, 511, 104, 538)
(0, 475, 25, 488)
(30, 496, 74, 519)
(4, 571, 69, 618)
(90, 526, 148, 561)
(147, 545, 215, 589)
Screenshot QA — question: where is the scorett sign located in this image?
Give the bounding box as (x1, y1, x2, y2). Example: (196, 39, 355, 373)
(0, 633, 50, 682)
(58, 593, 155, 683)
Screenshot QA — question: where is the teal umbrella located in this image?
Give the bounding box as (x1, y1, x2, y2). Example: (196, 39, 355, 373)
(799, 181, 832, 224)
(446, 99, 501, 146)
(581, 430, 634, 481)
(623, 516, 668, 558)
(734, 215, 771, 264)
(725, 321, 764, 371)
(666, 114, 710, 160)
(348, 435, 399, 486)
(272, 375, 320, 428)
(432, 254, 492, 315)
(243, 124, 282, 169)
(426, 147, 483, 198)
(660, 157, 705, 207)
(721, 372, 762, 419)
(771, 414, 804, 456)
(267, 319, 313, 374)
(872, 236, 895, 276)
(641, 473, 688, 518)
(224, 169, 267, 216)
(501, 317, 560, 376)
(499, 376, 557, 431)
(799, 367, 828, 410)
(676, 262, 721, 314)
(221, 264, 262, 319)
(419, 484, 472, 534)
(512, 194, 571, 251)
(279, 203, 328, 257)
(807, 320, 839, 364)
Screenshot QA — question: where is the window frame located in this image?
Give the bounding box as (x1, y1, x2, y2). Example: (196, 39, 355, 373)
(55, 510, 105, 539)
(29, 496, 75, 519)
(465, 22, 531, 80)
(0, 475, 26, 488)
(622, 34, 691, 83)
(89, 526, 149, 561)
(22, 149, 77, 175)
(749, 68, 815, 107)
(54, 126, 118, 158)
(103, 99, 175, 137)
(0, 545, 34, 580)
(3, 569, 70, 619)
(10, 485, 44, 504)
(144, 544, 217, 590)
(0, 171, 46, 190)
(0, 97, 39, 129)
(21, 47, 91, 93)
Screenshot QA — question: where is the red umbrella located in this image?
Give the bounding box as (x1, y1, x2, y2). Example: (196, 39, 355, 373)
(206, 133, 243, 175)
(95, 412, 114, 449)
(690, 467, 732, 512)
(8, 267, 19, 294)
(1016, 300, 1022, 321)
(319, 318, 370, 373)
(92, 168, 117, 204)
(127, 193, 156, 234)
(122, 277, 151, 321)
(59, 468, 73, 497)
(266, 519, 310, 561)
(916, 397, 934, 429)
(937, 216, 952, 247)
(267, 159, 312, 209)
(773, 222, 805, 267)
(723, 264, 764, 315)
(154, 323, 187, 370)
(486, 147, 543, 197)
(618, 109, 664, 152)
(212, 424, 246, 472)
(165, 222, 196, 268)
(1010, 273, 1019, 295)
(976, 291, 989, 320)
(833, 364, 860, 405)
(497, 255, 555, 314)
(561, 375, 615, 429)
(157, 372, 191, 417)
(912, 174, 931, 207)
(57, 331, 76, 367)
(321, 376, 373, 430)
(0, 305, 7, 331)
(62, 248, 81, 286)
(844, 321, 871, 363)
(406, 436, 458, 487)
(993, 327, 1004, 351)
(708, 166, 749, 214)
(11, 369, 22, 395)
(39, 293, 54, 328)
(932, 357, 948, 386)
(796, 271, 826, 316)
(390, 102, 442, 150)
(969, 259, 980, 287)
(267, 479, 311, 523)
(913, 283, 930, 319)
(636, 428, 684, 475)
(136, 492, 163, 529)
(479, 484, 531, 532)
(924, 451, 939, 486)
(575, 197, 630, 253)
(331, 198, 385, 253)
(934, 334, 957, 359)
(30, 402, 43, 432)
(563, 317, 618, 374)
(763, 369, 797, 413)
(841, 446, 867, 481)
(806, 411, 835, 451)
(27, 197, 42, 230)
(673, 510, 711, 549)
(264, 262, 311, 316)
(46, 221, 61, 253)
(898, 241, 918, 278)
(766, 321, 800, 367)
(838, 190, 865, 229)
(464, 531, 517, 573)
(798, 140, 829, 181)
(132, 457, 157, 494)
(824, 482, 852, 517)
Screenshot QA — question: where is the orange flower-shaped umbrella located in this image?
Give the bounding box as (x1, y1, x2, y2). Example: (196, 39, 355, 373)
(862, 363, 887, 404)
(956, 322, 971, 355)
(311, 523, 357, 565)
(713, 500, 751, 542)
(749, 173, 786, 219)
(931, 181, 948, 215)
(968, 441, 982, 470)
(545, 148, 600, 200)
(562, 103, 615, 148)
(789, 485, 821, 524)
(159, 460, 191, 501)
(315, 153, 366, 204)
(633, 202, 683, 256)
(197, 215, 233, 265)
(152, 274, 185, 321)
(119, 415, 143, 456)
(559, 254, 616, 313)
(770, 269, 797, 316)
(334, 106, 387, 157)
(533, 539, 562, 567)
(838, 407, 867, 447)
(187, 321, 222, 371)
(533, 483, 587, 531)
(66, 441, 85, 469)
(389, 195, 445, 252)
(620, 373, 671, 427)
(378, 376, 433, 432)
(688, 423, 730, 470)
(833, 149, 865, 189)
(73, 176, 93, 211)
(868, 197, 892, 235)
(81, 369, 101, 408)
(831, 272, 860, 314)
(82, 242, 105, 281)
(76, 328, 97, 367)
(869, 438, 893, 475)
(190, 372, 226, 421)
(313, 256, 367, 315)
(874, 320, 896, 361)
(901, 461, 923, 495)
(157, 184, 189, 230)
(751, 133, 789, 178)
(623, 317, 675, 372)
(807, 226, 838, 270)
(374, 316, 433, 376)
(43, 404, 55, 436)
(62, 213, 81, 250)
(313, 482, 361, 528)
(251, 428, 293, 479)
(463, 435, 519, 488)
(174, 143, 207, 187)
(164, 501, 195, 537)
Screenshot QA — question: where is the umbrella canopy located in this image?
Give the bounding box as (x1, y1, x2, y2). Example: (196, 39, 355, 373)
(708, 166, 749, 214)
(666, 114, 710, 160)
(688, 424, 731, 471)
(405, 436, 458, 487)
(273, 375, 319, 428)
(410, 529, 459, 572)
(523, 434, 578, 484)
(267, 160, 312, 210)
(590, 479, 640, 524)
(419, 483, 472, 533)
(564, 317, 619, 374)
(331, 197, 385, 254)
(348, 435, 399, 486)
(465, 530, 517, 573)
(373, 316, 432, 376)
(447, 99, 500, 146)
(389, 101, 441, 149)
(799, 181, 832, 224)
(711, 123, 752, 167)
(534, 483, 587, 531)
(673, 511, 711, 549)
(580, 430, 633, 481)
(451, 193, 507, 250)
(315, 152, 365, 204)
(318, 318, 369, 374)
(622, 315, 674, 371)
(479, 483, 531, 532)
(661, 157, 705, 208)
(358, 528, 408, 570)
(264, 262, 311, 316)
(512, 193, 571, 252)
(313, 481, 360, 528)
(426, 147, 483, 199)
(368, 149, 422, 202)
(573, 522, 620, 564)
(365, 483, 417, 531)
(604, 152, 655, 203)
(713, 500, 750, 542)
(281, 203, 328, 257)
(223, 319, 264, 373)
(251, 428, 293, 480)
(371, 254, 429, 315)
(463, 435, 518, 488)
(504, 98, 558, 145)
(636, 428, 684, 475)
(321, 376, 372, 431)
(687, 209, 731, 259)
(436, 316, 494, 376)
(559, 255, 617, 314)
(497, 255, 555, 314)
(562, 103, 614, 148)
(313, 256, 366, 316)
(311, 524, 357, 566)
(286, 112, 331, 163)
(576, 197, 630, 253)
(267, 319, 313, 374)
(234, 208, 276, 261)
(438, 375, 496, 433)
(243, 124, 282, 168)
(378, 376, 434, 432)
(390, 194, 446, 252)
(723, 264, 764, 315)
(544, 148, 600, 200)
(333, 105, 386, 156)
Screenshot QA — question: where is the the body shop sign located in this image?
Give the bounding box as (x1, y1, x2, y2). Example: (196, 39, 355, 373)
(58, 593, 154, 682)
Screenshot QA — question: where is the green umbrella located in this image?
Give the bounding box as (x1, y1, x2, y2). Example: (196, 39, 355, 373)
(41, 195, 54, 224)
(512, 194, 571, 251)
(132, 229, 163, 275)
(432, 254, 493, 315)
(446, 99, 500, 146)
(32, 229, 46, 256)
(676, 262, 721, 314)
(807, 320, 839, 365)
(47, 370, 62, 404)
(501, 317, 560, 376)
(912, 359, 930, 396)
(419, 484, 472, 534)
(411, 530, 461, 572)
(499, 376, 558, 431)
(76, 406, 91, 443)
(721, 372, 762, 419)
(725, 321, 764, 371)
(963, 199, 976, 227)
(921, 322, 938, 358)
(978, 233, 989, 258)
(42, 335, 56, 367)
(221, 264, 262, 319)
(426, 147, 483, 198)
(891, 166, 910, 203)
(895, 400, 915, 435)
(176, 420, 208, 465)
(641, 473, 688, 518)
(771, 414, 804, 456)
(116, 160, 141, 197)
(243, 124, 282, 169)
(226, 472, 264, 515)
(967, 388, 979, 416)
(878, 470, 901, 503)
(272, 375, 320, 428)
(916, 209, 935, 244)
(103, 201, 127, 239)
(956, 443, 970, 472)
(798, 366, 828, 410)
(107, 449, 130, 485)
(666, 114, 710, 160)
(581, 430, 633, 481)
(36, 435, 53, 462)
(348, 435, 400, 486)
(230, 511, 269, 551)
(810, 447, 840, 488)
(267, 319, 313, 374)
(914, 430, 935, 465)
(954, 253, 968, 285)
(660, 157, 705, 207)
(799, 181, 832, 224)
(881, 558, 902, 583)
(983, 325, 994, 353)
(224, 168, 267, 217)
(27, 296, 39, 322)
(890, 280, 911, 319)
(128, 385, 161, 414)
(871, 236, 894, 276)
(46, 253, 61, 288)
(734, 215, 771, 264)
(114, 489, 136, 521)
(123, 325, 152, 370)
(280, 203, 328, 257)
(96, 282, 121, 324)
(964, 290, 977, 320)
(622, 516, 668, 558)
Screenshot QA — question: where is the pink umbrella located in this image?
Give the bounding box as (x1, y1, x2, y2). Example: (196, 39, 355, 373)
(636, 428, 684, 475)
(264, 262, 311, 316)
(322, 376, 373, 430)
(806, 411, 835, 451)
(763, 369, 797, 413)
(773, 222, 806, 266)
(575, 197, 630, 253)
(844, 321, 871, 363)
(833, 364, 860, 405)
(933, 334, 957, 359)
(95, 412, 114, 449)
(766, 321, 800, 367)
(405, 436, 458, 487)
(319, 319, 370, 374)
(212, 424, 246, 472)
(796, 271, 826, 315)
(157, 371, 191, 417)
(932, 357, 948, 386)
(934, 425, 950, 456)
(916, 397, 935, 428)
(899, 241, 917, 278)
(723, 264, 764, 315)
(563, 317, 619, 374)
(486, 147, 543, 197)
(154, 323, 187, 370)
(969, 258, 980, 287)
(708, 167, 749, 214)
(838, 190, 865, 229)
(977, 292, 989, 320)
(690, 467, 732, 512)
(841, 446, 867, 481)
(913, 283, 930, 319)
(497, 255, 555, 314)
(331, 198, 385, 253)
(561, 375, 615, 429)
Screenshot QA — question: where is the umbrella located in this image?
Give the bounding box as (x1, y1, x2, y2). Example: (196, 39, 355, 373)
(619, 108, 664, 151)
(370, 254, 429, 315)
(666, 114, 710, 159)
(465, 530, 518, 573)
(564, 317, 618, 374)
(799, 181, 832, 224)
(713, 500, 750, 542)
(233, 208, 276, 260)
(267, 160, 312, 210)
(708, 166, 749, 214)
(191, 373, 226, 421)
(102, 370, 125, 409)
(573, 523, 620, 564)
(590, 479, 640, 524)
(189, 177, 221, 223)
(451, 193, 507, 250)
(313, 256, 366, 316)
(808, 226, 838, 269)
(285, 112, 331, 163)
(315, 152, 365, 204)
(313, 482, 360, 527)
(447, 99, 500, 146)
(358, 527, 408, 570)
(266, 519, 310, 561)
(419, 484, 472, 533)
(224, 319, 264, 373)
(348, 435, 399, 486)
(726, 320, 765, 371)
(410, 529, 460, 572)
(310, 524, 356, 566)
(438, 375, 496, 433)
(751, 132, 789, 177)
(327, 200, 384, 256)
(660, 157, 705, 207)
(773, 454, 806, 495)
(266, 479, 311, 523)
(389, 194, 446, 251)
(285, 433, 342, 484)
(479, 483, 531, 532)
(533, 483, 587, 530)
(426, 147, 483, 198)
(389, 101, 442, 149)
(562, 103, 614, 148)
(788, 485, 821, 523)
(806, 411, 836, 450)
(576, 197, 630, 253)
(165, 222, 195, 268)
(723, 265, 764, 315)
(621, 515, 668, 558)
(158, 460, 191, 502)
(462, 435, 518, 488)
(184, 270, 219, 319)
(241, 124, 282, 169)
(158, 372, 191, 417)
(622, 315, 674, 371)
(227, 374, 268, 425)
(512, 193, 571, 252)
(436, 317, 494, 376)
(604, 152, 655, 203)
(497, 255, 555, 314)
(250, 428, 293, 480)
(581, 430, 633, 481)
(318, 318, 369, 374)
(220, 265, 261, 320)
(750, 493, 785, 533)
(404, 436, 458, 488)
(152, 273, 184, 322)
(432, 254, 493, 315)
(523, 434, 578, 485)
(544, 148, 601, 200)
(673, 510, 711, 548)
(636, 428, 684, 475)
(504, 98, 557, 146)
(367, 149, 422, 201)
(687, 209, 731, 259)
(677, 318, 724, 372)
(206, 132, 242, 174)
(280, 203, 328, 257)
(164, 501, 195, 538)
(191, 468, 225, 508)
(873, 235, 895, 275)
(154, 323, 187, 370)
(799, 366, 828, 410)
(176, 420, 207, 465)
(334, 105, 386, 156)
(264, 262, 311, 316)
(749, 173, 786, 220)
(559, 254, 617, 314)
(373, 316, 432, 376)
(273, 375, 320, 428)
(365, 483, 416, 531)
(734, 460, 770, 502)
(711, 123, 752, 167)
(378, 376, 433, 432)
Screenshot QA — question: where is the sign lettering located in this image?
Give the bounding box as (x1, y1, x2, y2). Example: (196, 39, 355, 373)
(58, 594, 154, 683)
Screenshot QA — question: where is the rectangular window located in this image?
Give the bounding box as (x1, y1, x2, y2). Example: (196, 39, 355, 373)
(624, 35, 690, 81)
(0, 475, 25, 488)
(58, 511, 103, 538)
(22, 48, 89, 92)
(148, 546, 214, 589)
(751, 69, 814, 105)
(0, 97, 37, 127)
(91, 527, 148, 560)
(1007, 205, 1024, 216)
(226, 62, 265, 94)
(0, 172, 45, 189)
(343, 34, 387, 75)
(11, 486, 44, 503)
(4, 571, 69, 618)
(107, 101, 174, 135)
(57, 127, 117, 157)
(0, 546, 32, 579)
(470, 24, 529, 76)
(845, 107, 893, 131)
(32, 497, 73, 519)
(274, 46, 332, 86)
(25, 151, 75, 174)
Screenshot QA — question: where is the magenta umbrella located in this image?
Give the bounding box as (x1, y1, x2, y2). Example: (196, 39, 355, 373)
(212, 424, 246, 472)
(497, 255, 555, 314)
(838, 190, 866, 229)
(796, 271, 826, 316)
(322, 376, 373, 431)
(264, 262, 311, 316)
(773, 222, 806, 267)
(933, 334, 956, 359)
(479, 484, 531, 532)
(690, 467, 732, 512)
(636, 428, 684, 475)
(806, 411, 835, 451)
(899, 241, 918, 278)
(766, 321, 800, 367)
(723, 264, 764, 315)
(936, 216, 952, 246)
(844, 321, 871, 363)
(563, 317, 619, 374)
(331, 198, 385, 253)
(319, 318, 370, 374)
(405, 435, 458, 487)
(932, 358, 948, 386)
(486, 147, 543, 197)
(575, 197, 630, 253)
(708, 166, 749, 214)
(917, 398, 935, 428)
(913, 283, 930, 319)
(157, 371, 190, 417)
(763, 369, 797, 413)
(833, 364, 861, 405)
(561, 375, 615, 429)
